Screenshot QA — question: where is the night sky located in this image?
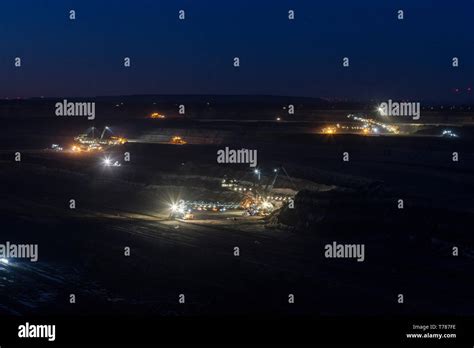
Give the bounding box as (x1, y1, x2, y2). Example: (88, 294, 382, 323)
(1, 0, 473, 102)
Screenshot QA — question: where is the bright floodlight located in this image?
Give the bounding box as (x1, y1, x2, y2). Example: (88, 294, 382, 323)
(254, 169, 260, 174)
(103, 157, 111, 166)
(170, 202, 185, 214)
(0, 258, 9, 264)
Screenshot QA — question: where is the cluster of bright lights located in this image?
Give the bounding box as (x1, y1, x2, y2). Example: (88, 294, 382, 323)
(171, 136, 187, 145)
(321, 126, 337, 134)
(442, 130, 458, 137)
(192, 201, 239, 211)
(337, 124, 365, 131)
(222, 178, 253, 191)
(71, 144, 104, 152)
(51, 144, 63, 151)
(233, 186, 251, 192)
(260, 200, 273, 209)
(170, 201, 186, 214)
(258, 195, 290, 201)
(102, 156, 121, 167)
(347, 114, 399, 134)
(151, 112, 166, 119)
(73, 126, 127, 149)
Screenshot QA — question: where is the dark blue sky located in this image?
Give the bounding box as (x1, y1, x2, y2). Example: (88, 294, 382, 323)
(1, 0, 473, 101)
